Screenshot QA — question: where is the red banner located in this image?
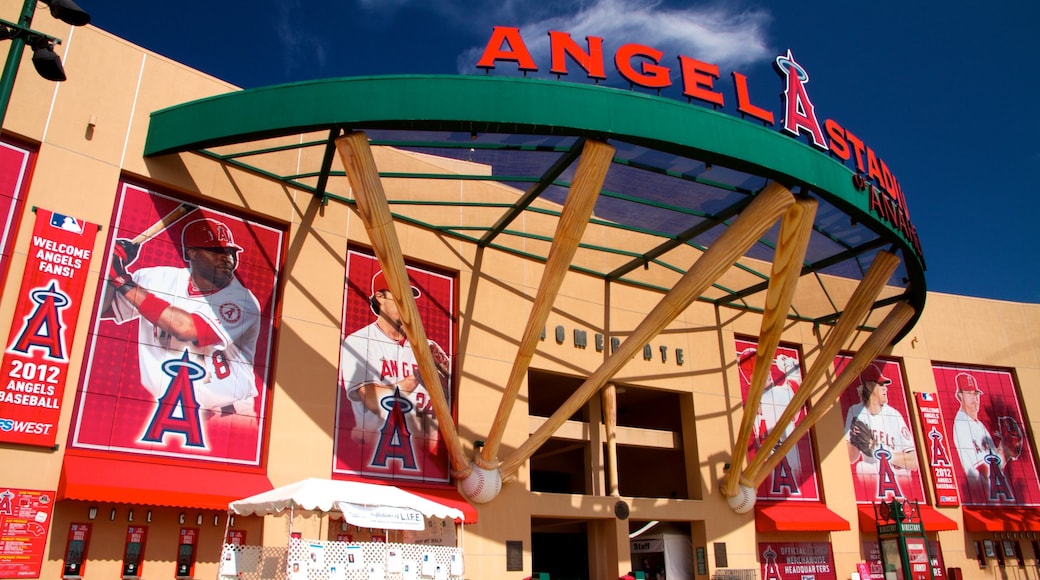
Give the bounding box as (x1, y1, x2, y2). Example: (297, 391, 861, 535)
(836, 356, 926, 503)
(932, 364, 1040, 506)
(914, 392, 960, 506)
(0, 141, 32, 288)
(334, 250, 456, 484)
(0, 488, 56, 578)
(71, 183, 283, 465)
(735, 339, 820, 501)
(0, 209, 97, 447)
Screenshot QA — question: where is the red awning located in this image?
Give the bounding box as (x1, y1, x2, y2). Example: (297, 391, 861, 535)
(857, 505, 958, 532)
(400, 485, 478, 524)
(755, 503, 850, 532)
(59, 454, 273, 511)
(962, 508, 1040, 532)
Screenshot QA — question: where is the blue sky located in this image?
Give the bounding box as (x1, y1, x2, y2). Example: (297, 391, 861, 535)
(81, 0, 1040, 303)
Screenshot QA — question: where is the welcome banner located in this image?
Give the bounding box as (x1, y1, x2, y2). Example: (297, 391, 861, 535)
(0, 209, 97, 447)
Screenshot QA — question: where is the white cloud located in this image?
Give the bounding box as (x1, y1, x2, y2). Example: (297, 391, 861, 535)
(273, 0, 328, 79)
(455, 0, 773, 76)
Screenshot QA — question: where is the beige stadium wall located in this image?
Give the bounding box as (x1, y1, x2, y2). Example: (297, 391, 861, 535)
(2, 8, 1040, 580)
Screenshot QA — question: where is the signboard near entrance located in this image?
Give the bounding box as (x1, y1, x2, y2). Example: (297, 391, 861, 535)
(759, 542, 836, 580)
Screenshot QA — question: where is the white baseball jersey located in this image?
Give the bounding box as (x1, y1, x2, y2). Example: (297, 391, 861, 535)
(110, 266, 260, 411)
(953, 408, 1002, 480)
(754, 382, 802, 484)
(846, 403, 915, 474)
(339, 321, 445, 440)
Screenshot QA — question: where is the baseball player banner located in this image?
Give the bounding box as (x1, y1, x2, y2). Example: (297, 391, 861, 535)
(0, 208, 98, 447)
(836, 356, 927, 504)
(914, 392, 960, 507)
(735, 339, 821, 501)
(759, 542, 836, 580)
(70, 182, 284, 465)
(0, 140, 32, 288)
(334, 249, 455, 484)
(931, 364, 1040, 506)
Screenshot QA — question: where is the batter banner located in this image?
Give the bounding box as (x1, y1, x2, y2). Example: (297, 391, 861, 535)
(914, 392, 960, 507)
(0, 208, 98, 447)
(70, 182, 284, 465)
(334, 249, 455, 484)
(735, 339, 820, 501)
(0, 140, 32, 289)
(759, 542, 836, 580)
(932, 364, 1040, 506)
(836, 356, 926, 504)
(0, 488, 56, 578)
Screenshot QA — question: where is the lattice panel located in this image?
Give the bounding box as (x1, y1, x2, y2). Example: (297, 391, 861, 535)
(221, 541, 465, 580)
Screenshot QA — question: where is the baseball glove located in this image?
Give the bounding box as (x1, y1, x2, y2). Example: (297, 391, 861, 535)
(849, 417, 876, 457)
(997, 416, 1024, 461)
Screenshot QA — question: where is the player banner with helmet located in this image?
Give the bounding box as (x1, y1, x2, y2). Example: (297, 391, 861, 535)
(334, 249, 455, 484)
(69, 182, 284, 465)
(932, 364, 1040, 506)
(914, 392, 960, 507)
(0, 140, 33, 290)
(836, 356, 926, 504)
(734, 339, 821, 501)
(0, 208, 98, 447)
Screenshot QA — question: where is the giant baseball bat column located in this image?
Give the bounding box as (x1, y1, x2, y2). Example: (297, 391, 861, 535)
(335, 131, 471, 478)
(721, 196, 817, 500)
(729, 250, 901, 511)
(478, 139, 614, 474)
(746, 302, 915, 489)
(603, 383, 620, 496)
(499, 181, 796, 480)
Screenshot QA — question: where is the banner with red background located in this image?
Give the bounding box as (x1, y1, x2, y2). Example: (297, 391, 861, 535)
(735, 339, 820, 501)
(0, 141, 33, 289)
(836, 356, 926, 504)
(914, 392, 960, 506)
(334, 249, 455, 484)
(0, 209, 97, 447)
(932, 364, 1039, 506)
(70, 182, 283, 465)
(0, 488, 56, 578)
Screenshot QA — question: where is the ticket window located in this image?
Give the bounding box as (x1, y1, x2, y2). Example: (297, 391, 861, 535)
(177, 528, 199, 578)
(122, 526, 148, 578)
(62, 524, 92, 578)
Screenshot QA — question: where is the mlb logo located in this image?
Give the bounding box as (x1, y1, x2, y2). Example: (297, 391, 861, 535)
(920, 392, 934, 401)
(49, 212, 83, 234)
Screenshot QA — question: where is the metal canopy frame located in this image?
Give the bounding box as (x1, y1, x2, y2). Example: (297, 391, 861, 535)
(144, 74, 925, 339)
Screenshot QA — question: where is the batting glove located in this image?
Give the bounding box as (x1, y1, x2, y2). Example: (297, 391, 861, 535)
(109, 239, 139, 293)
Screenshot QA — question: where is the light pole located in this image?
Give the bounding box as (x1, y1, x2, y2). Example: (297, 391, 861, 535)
(0, 0, 90, 127)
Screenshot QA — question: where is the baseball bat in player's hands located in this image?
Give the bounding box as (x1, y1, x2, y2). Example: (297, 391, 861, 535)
(130, 203, 197, 245)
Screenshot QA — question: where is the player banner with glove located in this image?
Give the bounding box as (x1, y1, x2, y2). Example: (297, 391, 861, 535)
(932, 365, 1040, 506)
(837, 356, 927, 504)
(0, 209, 98, 447)
(334, 249, 456, 484)
(69, 182, 284, 465)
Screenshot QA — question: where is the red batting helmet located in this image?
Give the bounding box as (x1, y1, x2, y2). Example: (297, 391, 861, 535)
(371, 270, 420, 299)
(181, 218, 243, 261)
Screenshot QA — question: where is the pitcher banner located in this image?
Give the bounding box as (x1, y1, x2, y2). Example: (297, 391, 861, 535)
(0, 209, 97, 447)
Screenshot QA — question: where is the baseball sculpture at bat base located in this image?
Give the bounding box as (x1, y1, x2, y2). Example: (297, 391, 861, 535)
(461, 463, 502, 504)
(726, 484, 757, 514)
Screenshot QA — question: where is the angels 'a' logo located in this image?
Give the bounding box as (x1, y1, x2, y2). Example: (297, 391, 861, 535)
(140, 350, 206, 448)
(774, 49, 827, 150)
(7, 282, 71, 362)
(219, 302, 242, 324)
